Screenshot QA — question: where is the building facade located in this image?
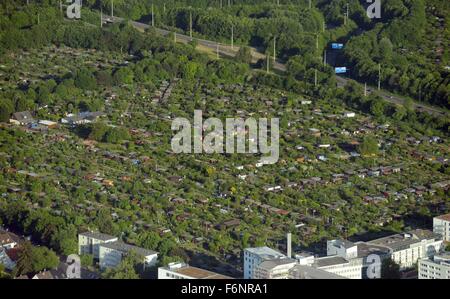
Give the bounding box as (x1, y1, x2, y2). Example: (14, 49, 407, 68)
(243, 247, 286, 279)
(158, 262, 233, 279)
(433, 214, 450, 242)
(253, 258, 297, 279)
(313, 256, 363, 279)
(78, 232, 118, 259)
(368, 229, 443, 269)
(99, 241, 158, 269)
(418, 253, 450, 279)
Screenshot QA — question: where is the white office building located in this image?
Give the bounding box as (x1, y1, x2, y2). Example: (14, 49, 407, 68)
(368, 229, 443, 269)
(99, 241, 158, 269)
(78, 232, 118, 259)
(243, 247, 286, 279)
(253, 258, 297, 279)
(158, 262, 233, 279)
(327, 240, 358, 259)
(313, 256, 363, 279)
(418, 252, 450, 279)
(433, 214, 450, 242)
(289, 264, 347, 279)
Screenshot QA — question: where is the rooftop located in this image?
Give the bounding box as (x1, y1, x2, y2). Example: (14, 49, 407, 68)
(314, 256, 349, 268)
(0, 232, 15, 246)
(100, 241, 157, 257)
(79, 231, 118, 241)
(257, 258, 297, 270)
(435, 213, 450, 222)
(245, 247, 286, 260)
(290, 265, 347, 279)
(163, 263, 233, 279)
(368, 229, 440, 252)
(329, 239, 356, 249)
(356, 242, 391, 258)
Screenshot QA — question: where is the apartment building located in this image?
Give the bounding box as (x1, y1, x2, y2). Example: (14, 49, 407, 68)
(253, 258, 297, 279)
(243, 247, 286, 279)
(99, 241, 158, 269)
(327, 239, 390, 279)
(78, 232, 118, 259)
(289, 264, 347, 279)
(368, 229, 443, 269)
(158, 262, 233, 279)
(312, 256, 363, 279)
(418, 252, 450, 279)
(433, 213, 450, 242)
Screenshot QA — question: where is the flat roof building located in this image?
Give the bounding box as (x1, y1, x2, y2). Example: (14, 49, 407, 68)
(78, 232, 118, 259)
(289, 265, 347, 279)
(368, 229, 443, 269)
(253, 258, 297, 279)
(433, 213, 450, 242)
(244, 247, 286, 279)
(158, 262, 233, 279)
(99, 241, 158, 269)
(418, 252, 450, 279)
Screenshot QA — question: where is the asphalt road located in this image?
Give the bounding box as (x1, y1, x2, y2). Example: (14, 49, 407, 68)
(103, 16, 445, 117)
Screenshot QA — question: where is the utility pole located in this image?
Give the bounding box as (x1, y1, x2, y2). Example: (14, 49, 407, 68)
(345, 3, 349, 25)
(273, 37, 276, 63)
(189, 10, 193, 39)
(151, 4, 155, 27)
(231, 24, 234, 50)
(111, 0, 114, 18)
(378, 63, 381, 91)
(314, 69, 318, 86)
(419, 84, 422, 101)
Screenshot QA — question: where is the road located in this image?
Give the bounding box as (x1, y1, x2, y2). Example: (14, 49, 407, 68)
(336, 76, 446, 117)
(102, 16, 445, 117)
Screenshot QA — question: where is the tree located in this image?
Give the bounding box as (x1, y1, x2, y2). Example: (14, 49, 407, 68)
(88, 122, 108, 142)
(359, 135, 379, 156)
(31, 246, 59, 273)
(235, 46, 252, 64)
(74, 68, 96, 90)
(102, 252, 142, 279)
(113, 67, 134, 85)
(14, 241, 34, 276)
(0, 99, 14, 122)
(80, 254, 94, 268)
(381, 259, 401, 279)
(0, 264, 10, 279)
(370, 98, 386, 118)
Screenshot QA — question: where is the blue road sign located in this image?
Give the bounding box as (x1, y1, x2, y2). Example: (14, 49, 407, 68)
(332, 43, 344, 50)
(335, 67, 347, 74)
